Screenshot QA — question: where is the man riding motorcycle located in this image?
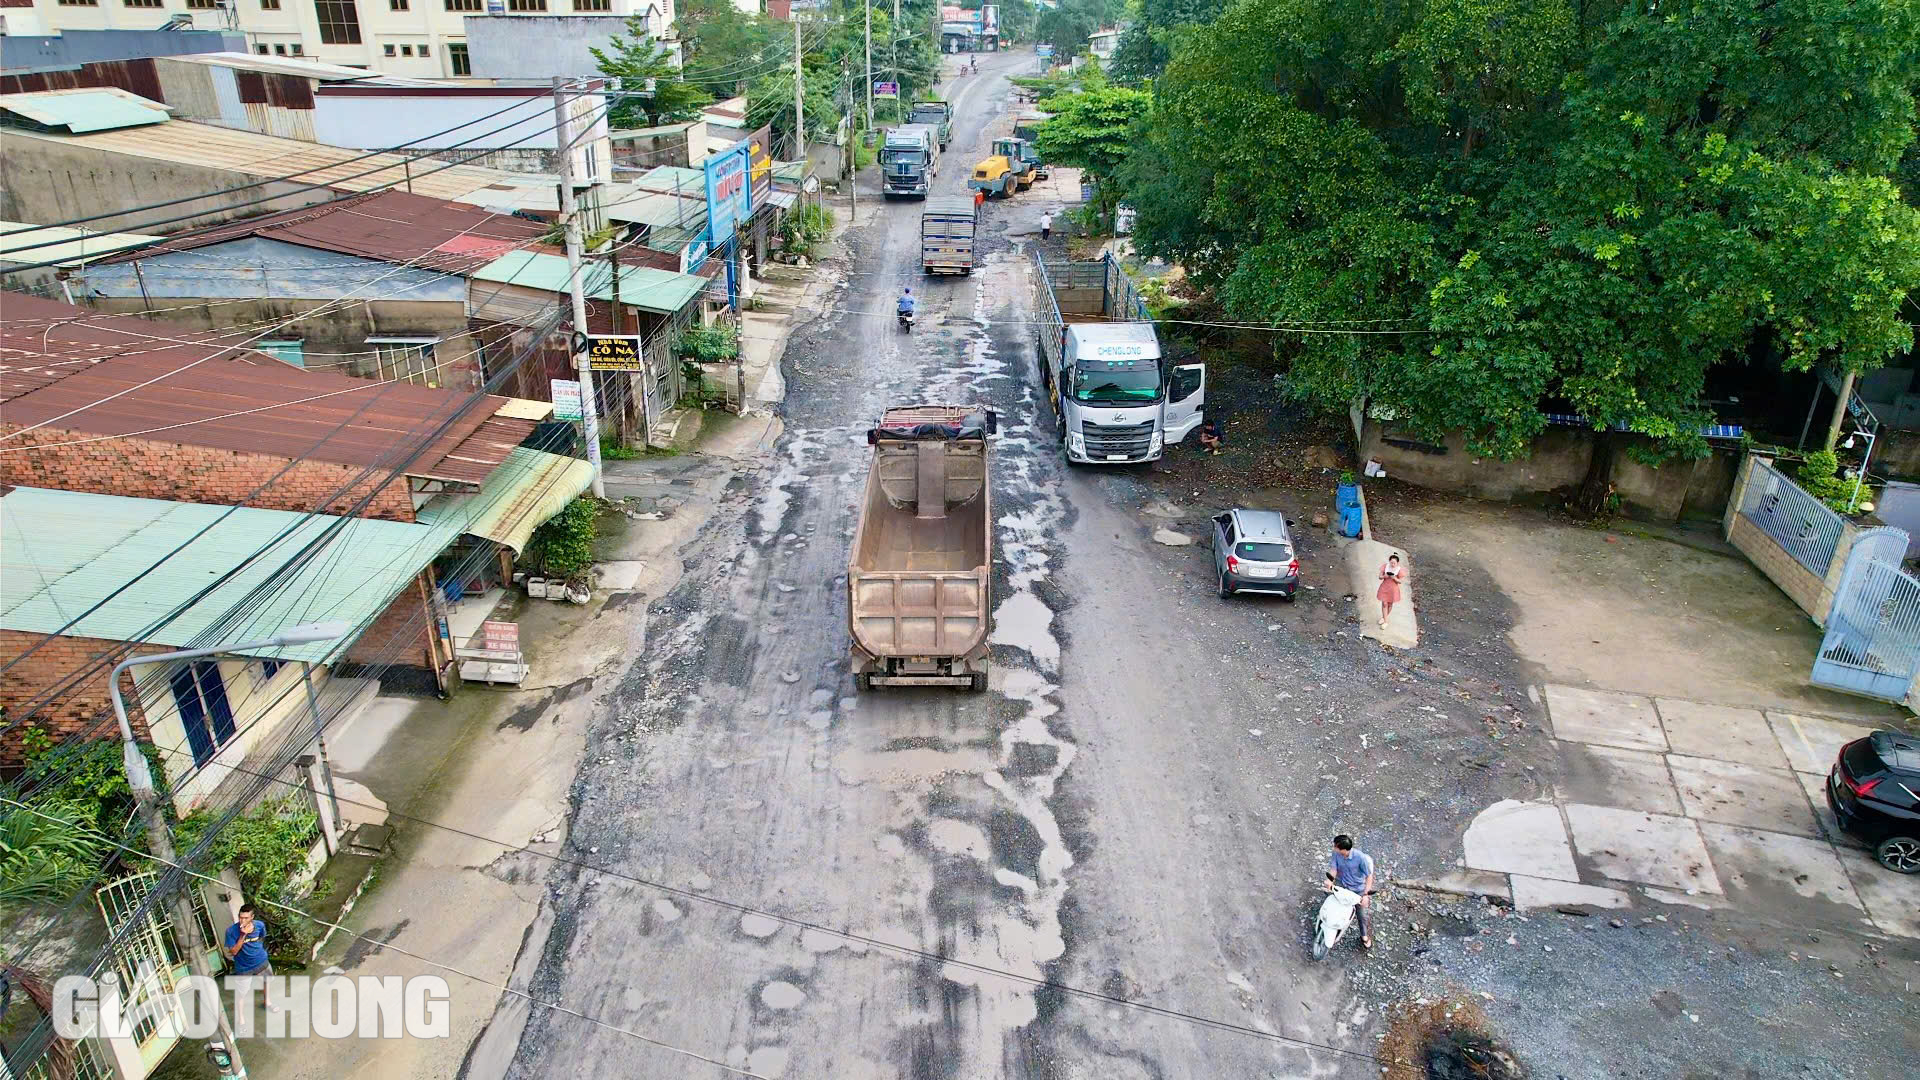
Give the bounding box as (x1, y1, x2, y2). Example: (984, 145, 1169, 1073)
(897, 288, 917, 317)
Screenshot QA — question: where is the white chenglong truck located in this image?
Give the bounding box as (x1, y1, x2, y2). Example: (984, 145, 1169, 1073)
(1030, 253, 1205, 464)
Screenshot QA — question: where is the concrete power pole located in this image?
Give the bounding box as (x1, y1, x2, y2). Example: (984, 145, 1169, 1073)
(864, 0, 874, 133)
(553, 76, 607, 498)
(793, 13, 806, 162)
(893, 0, 901, 121)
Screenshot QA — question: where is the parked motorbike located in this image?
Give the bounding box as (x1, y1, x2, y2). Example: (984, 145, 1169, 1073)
(1312, 884, 1373, 959)
(898, 308, 916, 333)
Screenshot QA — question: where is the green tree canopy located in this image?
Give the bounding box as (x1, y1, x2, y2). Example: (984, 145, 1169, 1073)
(1126, 0, 1920, 495)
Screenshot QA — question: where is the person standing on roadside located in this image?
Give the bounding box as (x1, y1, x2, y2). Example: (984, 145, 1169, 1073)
(223, 903, 280, 1009)
(1376, 552, 1404, 629)
(1040, 210, 1054, 240)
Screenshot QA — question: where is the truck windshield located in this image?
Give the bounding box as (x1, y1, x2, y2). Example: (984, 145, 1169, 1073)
(1073, 368, 1160, 403)
(882, 149, 923, 165)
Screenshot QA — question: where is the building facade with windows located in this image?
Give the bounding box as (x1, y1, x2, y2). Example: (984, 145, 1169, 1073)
(9, 0, 673, 78)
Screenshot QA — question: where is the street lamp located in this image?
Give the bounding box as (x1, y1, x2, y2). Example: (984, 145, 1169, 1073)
(109, 620, 348, 1080)
(1842, 429, 1880, 514)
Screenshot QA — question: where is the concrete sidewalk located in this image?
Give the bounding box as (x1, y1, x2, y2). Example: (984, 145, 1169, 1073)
(1419, 685, 1917, 941)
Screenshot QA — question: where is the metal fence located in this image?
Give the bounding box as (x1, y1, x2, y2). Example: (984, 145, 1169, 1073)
(1739, 459, 1845, 575)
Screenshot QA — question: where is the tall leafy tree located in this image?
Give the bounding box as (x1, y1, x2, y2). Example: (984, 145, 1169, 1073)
(1109, 0, 1226, 86)
(1127, 0, 1920, 512)
(594, 25, 713, 127)
(1034, 85, 1150, 217)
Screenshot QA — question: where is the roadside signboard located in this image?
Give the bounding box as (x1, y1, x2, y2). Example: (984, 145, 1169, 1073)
(1036, 44, 1054, 59)
(704, 143, 751, 243)
(874, 81, 900, 99)
(746, 123, 775, 209)
(587, 335, 644, 372)
(551, 379, 583, 421)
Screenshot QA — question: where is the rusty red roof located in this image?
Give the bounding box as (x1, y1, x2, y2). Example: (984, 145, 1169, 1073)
(98, 189, 546, 274)
(0, 293, 530, 486)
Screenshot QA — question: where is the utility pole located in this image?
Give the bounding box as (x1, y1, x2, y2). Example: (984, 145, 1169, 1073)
(553, 76, 606, 498)
(893, 0, 901, 122)
(844, 61, 857, 221)
(864, 0, 874, 134)
(793, 13, 806, 162)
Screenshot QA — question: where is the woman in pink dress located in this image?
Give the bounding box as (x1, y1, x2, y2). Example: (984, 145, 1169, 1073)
(1377, 553, 1404, 628)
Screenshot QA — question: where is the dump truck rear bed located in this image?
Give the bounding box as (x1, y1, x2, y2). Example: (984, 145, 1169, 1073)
(848, 405, 994, 690)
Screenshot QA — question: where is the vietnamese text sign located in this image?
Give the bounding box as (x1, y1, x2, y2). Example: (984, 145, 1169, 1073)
(746, 123, 774, 209)
(482, 620, 519, 649)
(587, 335, 644, 371)
(873, 81, 900, 99)
(551, 379, 583, 421)
(704, 144, 750, 243)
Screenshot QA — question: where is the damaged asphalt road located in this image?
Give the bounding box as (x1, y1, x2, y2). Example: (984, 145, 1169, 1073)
(456, 52, 1917, 1080)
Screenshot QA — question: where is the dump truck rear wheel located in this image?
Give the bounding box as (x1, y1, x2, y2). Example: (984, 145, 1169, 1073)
(855, 673, 873, 692)
(967, 673, 988, 693)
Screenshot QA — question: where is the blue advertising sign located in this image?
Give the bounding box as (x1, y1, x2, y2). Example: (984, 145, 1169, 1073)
(1036, 44, 1054, 59)
(703, 144, 751, 243)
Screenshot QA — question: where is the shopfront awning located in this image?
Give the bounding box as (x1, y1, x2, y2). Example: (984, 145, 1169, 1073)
(414, 448, 595, 555)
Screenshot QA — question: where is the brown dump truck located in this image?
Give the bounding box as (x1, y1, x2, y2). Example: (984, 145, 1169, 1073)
(848, 405, 996, 691)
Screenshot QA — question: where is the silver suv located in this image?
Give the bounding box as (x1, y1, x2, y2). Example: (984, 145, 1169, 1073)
(1211, 508, 1300, 599)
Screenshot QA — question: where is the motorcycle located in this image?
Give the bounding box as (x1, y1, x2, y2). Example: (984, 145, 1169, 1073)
(1312, 883, 1373, 959)
(897, 308, 916, 333)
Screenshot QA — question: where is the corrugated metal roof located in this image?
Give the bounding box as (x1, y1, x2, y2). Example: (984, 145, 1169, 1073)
(0, 88, 170, 133)
(0, 294, 529, 485)
(0, 486, 457, 662)
(0, 220, 164, 267)
(163, 52, 449, 85)
(3, 118, 532, 204)
(414, 447, 593, 554)
(101, 189, 546, 273)
(471, 251, 707, 315)
(603, 189, 706, 228)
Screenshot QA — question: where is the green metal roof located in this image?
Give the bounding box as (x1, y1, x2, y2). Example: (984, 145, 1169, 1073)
(472, 251, 708, 315)
(414, 448, 593, 555)
(0, 487, 458, 663)
(0, 90, 171, 133)
(603, 190, 707, 229)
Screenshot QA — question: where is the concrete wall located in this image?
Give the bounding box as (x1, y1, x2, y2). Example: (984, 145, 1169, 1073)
(0, 29, 244, 69)
(465, 15, 638, 80)
(315, 89, 560, 150)
(0, 130, 334, 235)
(0, 425, 419, 521)
(1359, 421, 1740, 523)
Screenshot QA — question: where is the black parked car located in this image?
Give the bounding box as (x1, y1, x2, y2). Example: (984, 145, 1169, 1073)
(1826, 730, 1920, 873)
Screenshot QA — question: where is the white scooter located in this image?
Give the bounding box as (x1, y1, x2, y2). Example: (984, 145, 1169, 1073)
(1312, 883, 1373, 960)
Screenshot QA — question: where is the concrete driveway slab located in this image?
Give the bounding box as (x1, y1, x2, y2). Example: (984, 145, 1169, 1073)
(1767, 712, 1879, 775)
(1462, 799, 1578, 882)
(1667, 754, 1819, 837)
(1794, 770, 1866, 848)
(1656, 698, 1789, 769)
(1836, 849, 1920, 939)
(1544, 685, 1667, 752)
(1554, 743, 1681, 815)
(1697, 822, 1870, 930)
(1509, 874, 1631, 911)
(1565, 803, 1723, 893)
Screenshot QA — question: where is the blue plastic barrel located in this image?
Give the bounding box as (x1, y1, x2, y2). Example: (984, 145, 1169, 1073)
(1335, 484, 1361, 511)
(1340, 505, 1364, 538)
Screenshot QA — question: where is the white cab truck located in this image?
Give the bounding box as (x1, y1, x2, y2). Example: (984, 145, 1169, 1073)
(1031, 253, 1204, 464)
(881, 124, 941, 198)
(848, 405, 996, 691)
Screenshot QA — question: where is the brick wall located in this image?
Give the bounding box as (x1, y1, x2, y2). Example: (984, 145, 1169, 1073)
(0, 426, 418, 522)
(0, 630, 157, 768)
(339, 572, 445, 694)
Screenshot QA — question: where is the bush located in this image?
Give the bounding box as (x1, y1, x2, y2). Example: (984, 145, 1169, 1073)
(18, 727, 162, 839)
(0, 799, 107, 905)
(523, 497, 599, 580)
(599, 436, 640, 461)
(676, 324, 739, 363)
(1796, 450, 1857, 513)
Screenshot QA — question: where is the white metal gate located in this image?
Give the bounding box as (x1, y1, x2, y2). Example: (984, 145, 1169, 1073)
(1812, 526, 1920, 701)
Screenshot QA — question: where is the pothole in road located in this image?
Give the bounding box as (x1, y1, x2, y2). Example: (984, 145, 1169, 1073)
(1381, 996, 1527, 1080)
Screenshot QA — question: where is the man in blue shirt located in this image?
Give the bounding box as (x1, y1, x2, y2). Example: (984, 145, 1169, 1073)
(1324, 834, 1376, 948)
(223, 904, 270, 978)
(898, 287, 916, 316)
